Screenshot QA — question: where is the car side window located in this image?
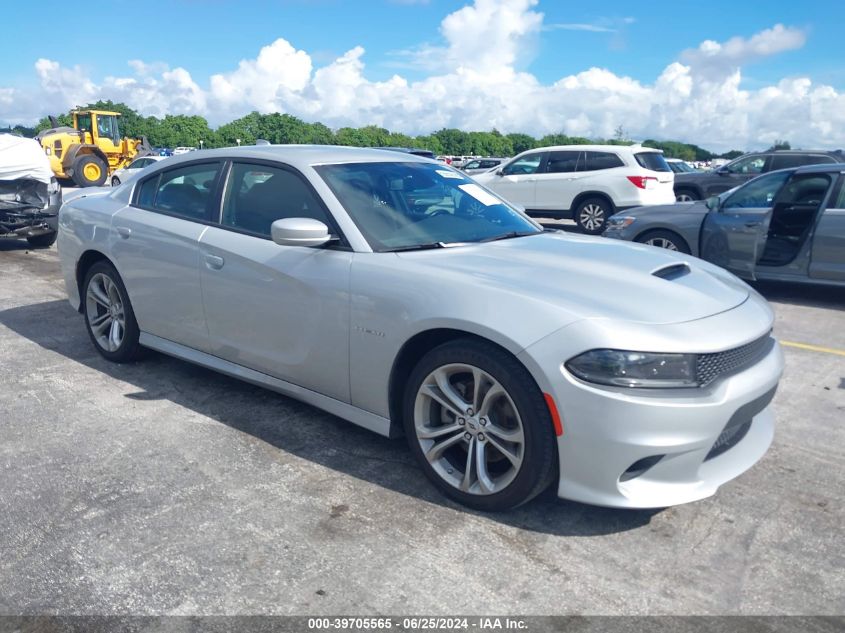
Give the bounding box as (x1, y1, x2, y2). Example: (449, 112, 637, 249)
(135, 162, 220, 221)
(583, 151, 625, 171)
(726, 155, 766, 174)
(722, 171, 791, 210)
(221, 162, 330, 237)
(774, 174, 832, 207)
(502, 153, 544, 175)
(545, 151, 582, 174)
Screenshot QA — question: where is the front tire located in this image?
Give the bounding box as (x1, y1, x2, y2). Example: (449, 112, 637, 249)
(26, 231, 57, 248)
(635, 229, 691, 254)
(675, 189, 699, 202)
(82, 261, 143, 363)
(403, 338, 557, 511)
(72, 155, 108, 187)
(575, 197, 612, 235)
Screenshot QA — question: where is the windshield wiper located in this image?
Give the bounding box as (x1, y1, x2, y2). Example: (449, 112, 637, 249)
(385, 241, 457, 252)
(479, 230, 539, 243)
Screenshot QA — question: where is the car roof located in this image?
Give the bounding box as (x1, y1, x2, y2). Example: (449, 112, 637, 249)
(793, 162, 845, 175)
(524, 144, 662, 154)
(126, 144, 437, 172)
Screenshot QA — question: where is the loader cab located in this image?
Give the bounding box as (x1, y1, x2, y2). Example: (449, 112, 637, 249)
(73, 110, 122, 150)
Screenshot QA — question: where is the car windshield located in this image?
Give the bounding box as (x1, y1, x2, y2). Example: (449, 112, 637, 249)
(315, 161, 541, 251)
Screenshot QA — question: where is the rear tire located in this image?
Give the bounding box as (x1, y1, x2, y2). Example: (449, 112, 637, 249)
(72, 155, 108, 187)
(675, 189, 699, 202)
(26, 232, 57, 248)
(635, 229, 691, 254)
(575, 197, 612, 235)
(403, 338, 557, 511)
(82, 261, 143, 363)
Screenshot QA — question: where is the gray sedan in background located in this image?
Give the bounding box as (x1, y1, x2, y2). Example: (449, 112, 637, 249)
(58, 145, 783, 511)
(604, 163, 845, 286)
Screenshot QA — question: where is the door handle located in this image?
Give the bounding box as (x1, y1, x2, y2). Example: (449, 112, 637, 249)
(204, 254, 225, 270)
(744, 222, 761, 228)
(115, 226, 131, 239)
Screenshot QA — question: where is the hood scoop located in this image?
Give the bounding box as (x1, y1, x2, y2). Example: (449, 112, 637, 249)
(651, 262, 691, 281)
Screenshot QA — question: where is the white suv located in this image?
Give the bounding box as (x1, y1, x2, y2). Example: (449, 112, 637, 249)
(474, 145, 675, 234)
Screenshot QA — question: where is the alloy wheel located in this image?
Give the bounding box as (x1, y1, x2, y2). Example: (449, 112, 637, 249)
(645, 237, 679, 251)
(413, 363, 525, 496)
(676, 193, 695, 202)
(85, 273, 126, 352)
(579, 204, 605, 232)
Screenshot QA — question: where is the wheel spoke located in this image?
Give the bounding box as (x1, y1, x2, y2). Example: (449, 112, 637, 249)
(478, 382, 505, 417)
(433, 368, 470, 413)
(474, 440, 494, 493)
(471, 367, 484, 411)
(421, 384, 463, 418)
(89, 311, 111, 328)
(417, 423, 462, 440)
(485, 421, 524, 444)
(486, 434, 522, 468)
(109, 319, 122, 350)
(88, 283, 110, 308)
(424, 430, 466, 463)
(459, 437, 476, 491)
(92, 315, 112, 335)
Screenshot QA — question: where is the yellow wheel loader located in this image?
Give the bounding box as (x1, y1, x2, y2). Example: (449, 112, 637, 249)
(35, 110, 155, 187)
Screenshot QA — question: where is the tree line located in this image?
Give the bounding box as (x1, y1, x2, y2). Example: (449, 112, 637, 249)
(4, 99, 745, 160)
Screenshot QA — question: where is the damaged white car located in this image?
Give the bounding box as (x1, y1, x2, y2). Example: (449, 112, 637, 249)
(0, 134, 62, 247)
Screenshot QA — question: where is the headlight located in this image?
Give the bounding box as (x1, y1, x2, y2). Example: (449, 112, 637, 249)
(44, 147, 52, 156)
(606, 216, 635, 229)
(566, 349, 698, 388)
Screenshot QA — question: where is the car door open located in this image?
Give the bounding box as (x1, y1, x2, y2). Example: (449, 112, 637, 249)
(700, 170, 791, 279)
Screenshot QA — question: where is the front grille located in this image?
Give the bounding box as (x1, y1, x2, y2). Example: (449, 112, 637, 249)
(696, 334, 773, 387)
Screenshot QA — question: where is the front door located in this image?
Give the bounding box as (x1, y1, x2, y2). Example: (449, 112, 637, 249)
(198, 161, 352, 402)
(486, 151, 546, 208)
(700, 170, 791, 279)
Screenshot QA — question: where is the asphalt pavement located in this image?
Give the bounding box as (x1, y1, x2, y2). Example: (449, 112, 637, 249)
(0, 240, 843, 616)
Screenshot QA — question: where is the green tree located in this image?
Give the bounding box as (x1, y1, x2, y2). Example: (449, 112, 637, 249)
(506, 133, 536, 155)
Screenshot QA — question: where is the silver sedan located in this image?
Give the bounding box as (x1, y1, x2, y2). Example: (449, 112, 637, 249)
(57, 145, 783, 511)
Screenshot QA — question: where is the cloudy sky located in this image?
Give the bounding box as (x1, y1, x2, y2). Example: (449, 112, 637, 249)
(2, 0, 844, 151)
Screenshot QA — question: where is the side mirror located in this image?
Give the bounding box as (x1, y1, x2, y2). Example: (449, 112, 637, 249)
(495, 169, 504, 176)
(705, 196, 720, 212)
(715, 167, 730, 176)
(270, 218, 332, 247)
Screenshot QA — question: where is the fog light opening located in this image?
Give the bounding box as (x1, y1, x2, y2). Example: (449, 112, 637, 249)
(620, 454, 665, 482)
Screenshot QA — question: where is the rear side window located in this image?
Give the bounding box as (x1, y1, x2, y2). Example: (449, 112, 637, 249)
(545, 151, 582, 173)
(583, 151, 625, 171)
(135, 162, 220, 221)
(770, 154, 834, 170)
(634, 152, 671, 172)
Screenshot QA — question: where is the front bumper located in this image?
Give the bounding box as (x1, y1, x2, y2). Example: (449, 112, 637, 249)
(518, 297, 783, 508)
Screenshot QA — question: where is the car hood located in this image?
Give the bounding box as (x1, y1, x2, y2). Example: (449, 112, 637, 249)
(396, 232, 748, 325)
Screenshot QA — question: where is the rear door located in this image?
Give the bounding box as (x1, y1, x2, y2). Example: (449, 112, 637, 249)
(810, 174, 845, 282)
(111, 160, 223, 351)
(486, 151, 547, 208)
(533, 150, 583, 211)
(700, 170, 792, 279)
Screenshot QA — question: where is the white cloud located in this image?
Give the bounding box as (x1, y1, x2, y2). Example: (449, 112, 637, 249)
(1, 1, 841, 152)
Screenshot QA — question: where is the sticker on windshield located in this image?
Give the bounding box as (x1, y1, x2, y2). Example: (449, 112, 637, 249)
(436, 169, 465, 180)
(458, 183, 502, 206)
